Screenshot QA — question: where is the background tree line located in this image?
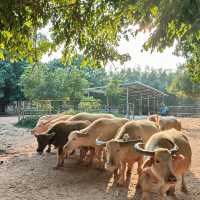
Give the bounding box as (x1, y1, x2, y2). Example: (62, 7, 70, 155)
(1, 56, 199, 114)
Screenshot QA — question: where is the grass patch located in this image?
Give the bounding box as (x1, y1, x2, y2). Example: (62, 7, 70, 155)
(15, 115, 40, 129)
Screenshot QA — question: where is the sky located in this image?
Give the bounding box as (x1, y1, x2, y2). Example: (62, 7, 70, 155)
(41, 27, 185, 71)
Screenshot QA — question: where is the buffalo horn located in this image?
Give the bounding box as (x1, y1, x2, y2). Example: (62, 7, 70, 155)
(133, 142, 155, 156)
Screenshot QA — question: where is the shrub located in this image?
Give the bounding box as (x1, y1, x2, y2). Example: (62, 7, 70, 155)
(78, 96, 101, 112)
(15, 116, 40, 128)
(62, 108, 79, 115)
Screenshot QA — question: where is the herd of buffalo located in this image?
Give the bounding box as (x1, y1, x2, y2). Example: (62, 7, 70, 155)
(31, 112, 191, 200)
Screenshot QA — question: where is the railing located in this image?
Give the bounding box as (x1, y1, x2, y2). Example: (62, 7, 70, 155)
(168, 106, 200, 117)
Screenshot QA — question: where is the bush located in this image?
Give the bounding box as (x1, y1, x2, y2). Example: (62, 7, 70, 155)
(15, 116, 40, 128)
(78, 96, 101, 112)
(62, 108, 79, 115)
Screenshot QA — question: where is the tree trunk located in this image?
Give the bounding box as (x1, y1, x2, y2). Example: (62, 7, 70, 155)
(0, 103, 7, 115)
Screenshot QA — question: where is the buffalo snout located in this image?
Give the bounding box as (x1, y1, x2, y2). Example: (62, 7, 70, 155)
(167, 174, 177, 184)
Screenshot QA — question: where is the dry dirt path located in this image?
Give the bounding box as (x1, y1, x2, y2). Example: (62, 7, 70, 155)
(0, 117, 200, 200)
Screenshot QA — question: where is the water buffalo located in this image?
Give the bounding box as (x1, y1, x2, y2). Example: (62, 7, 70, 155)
(134, 129, 191, 200)
(68, 112, 115, 122)
(32, 114, 73, 136)
(35, 114, 62, 126)
(148, 115, 181, 131)
(63, 117, 129, 167)
(35, 120, 91, 169)
(31, 114, 72, 152)
(96, 120, 159, 185)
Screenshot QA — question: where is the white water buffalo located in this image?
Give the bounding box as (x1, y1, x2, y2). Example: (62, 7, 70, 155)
(134, 129, 191, 200)
(148, 115, 181, 131)
(63, 117, 129, 167)
(68, 112, 115, 122)
(96, 120, 159, 185)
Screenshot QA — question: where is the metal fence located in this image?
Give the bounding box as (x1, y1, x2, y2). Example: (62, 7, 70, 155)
(169, 106, 200, 117)
(2, 100, 200, 119)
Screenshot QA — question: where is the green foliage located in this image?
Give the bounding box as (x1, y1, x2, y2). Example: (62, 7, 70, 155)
(0, 60, 27, 113)
(20, 62, 89, 107)
(109, 66, 174, 92)
(167, 66, 200, 98)
(79, 96, 101, 111)
(0, 60, 27, 101)
(15, 115, 40, 129)
(63, 108, 79, 115)
(66, 70, 89, 107)
(0, 0, 200, 77)
(106, 79, 122, 106)
(0, 0, 133, 66)
(20, 64, 69, 100)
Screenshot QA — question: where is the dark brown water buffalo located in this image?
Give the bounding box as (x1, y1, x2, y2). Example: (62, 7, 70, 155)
(32, 114, 73, 153)
(134, 129, 191, 200)
(35, 120, 91, 169)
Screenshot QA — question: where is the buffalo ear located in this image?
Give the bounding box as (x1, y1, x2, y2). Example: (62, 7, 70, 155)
(172, 154, 186, 172)
(34, 133, 39, 138)
(77, 132, 87, 137)
(142, 157, 154, 169)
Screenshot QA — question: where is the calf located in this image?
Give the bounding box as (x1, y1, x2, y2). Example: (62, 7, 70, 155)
(133, 129, 191, 200)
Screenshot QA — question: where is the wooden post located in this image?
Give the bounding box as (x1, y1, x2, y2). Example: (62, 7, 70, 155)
(147, 96, 150, 115)
(126, 87, 129, 117)
(140, 96, 143, 115)
(157, 98, 159, 114)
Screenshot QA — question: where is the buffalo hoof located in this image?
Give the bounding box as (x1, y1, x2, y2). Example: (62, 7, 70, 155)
(53, 163, 64, 170)
(116, 182, 126, 187)
(181, 185, 188, 193)
(136, 182, 141, 189)
(53, 166, 62, 170)
(116, 179, 126, 187)
(166, 188, 175, 196)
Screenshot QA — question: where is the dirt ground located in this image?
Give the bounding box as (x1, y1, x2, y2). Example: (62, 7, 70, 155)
(0, 117, 200, 200)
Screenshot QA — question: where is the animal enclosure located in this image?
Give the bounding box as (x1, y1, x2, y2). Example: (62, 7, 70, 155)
(0, 116, 199, 200)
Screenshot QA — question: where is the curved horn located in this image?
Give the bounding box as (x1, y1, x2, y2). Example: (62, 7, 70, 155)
(133, 142, 155, 156)
(117, 139, 143, 144)
(167, 139, 179, 155)
(96, 139, 107, 146)
(77, 132, 87, 137)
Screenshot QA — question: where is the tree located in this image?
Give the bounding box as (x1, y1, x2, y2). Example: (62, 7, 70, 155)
(0, 0, 133, 66)
(66, 70, 89, 108)
(20, 64, 70, 100)
(1, 1, 199, 67)
(106, 79, 122, 107)
(79, 96, 101, 111)
(0, 60, 27, 113)
(20, 63, 89, 108)
(167, 66, 200, 98)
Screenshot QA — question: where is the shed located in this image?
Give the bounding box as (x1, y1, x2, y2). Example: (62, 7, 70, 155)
(85, 81, 167, 116)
